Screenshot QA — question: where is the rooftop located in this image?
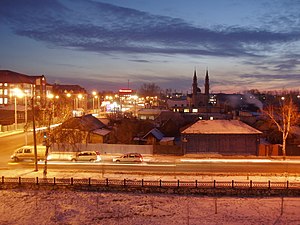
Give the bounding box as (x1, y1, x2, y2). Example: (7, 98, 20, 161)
(182, 119, 262, 134)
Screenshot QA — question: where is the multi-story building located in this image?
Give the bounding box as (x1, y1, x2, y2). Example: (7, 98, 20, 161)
(0, 70, 50, 125)
(0, 70, 48, 106)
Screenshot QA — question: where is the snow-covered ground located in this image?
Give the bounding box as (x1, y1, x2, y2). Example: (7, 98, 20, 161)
(0, 189, 300, 225)
(1, 167, 300, 224)
(1, 155, 300, 224)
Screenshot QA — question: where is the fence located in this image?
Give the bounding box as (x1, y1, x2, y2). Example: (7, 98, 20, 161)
(2, 176, 300, 190)
(51, 143, 153, 154)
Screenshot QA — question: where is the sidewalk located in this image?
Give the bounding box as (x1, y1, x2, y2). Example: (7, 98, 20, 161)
(0, 129, 24, 137)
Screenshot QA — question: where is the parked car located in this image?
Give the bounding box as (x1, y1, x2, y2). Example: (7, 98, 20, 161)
(71, 151, 101, 162)
(113, 153, 143, 163)
(11, 146, 46, 162)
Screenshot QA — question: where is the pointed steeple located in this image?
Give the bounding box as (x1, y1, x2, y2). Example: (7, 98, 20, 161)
(192, 68, 198, 96)
(205, 68, 209, 95)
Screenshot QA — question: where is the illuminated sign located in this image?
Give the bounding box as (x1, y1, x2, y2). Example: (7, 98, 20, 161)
(119, 89, 133, 94)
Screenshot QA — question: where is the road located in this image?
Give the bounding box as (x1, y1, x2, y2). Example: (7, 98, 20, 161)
(7, 158, 300, 176)
(0, 131, 33, 166)
(2, 133, 300, 175)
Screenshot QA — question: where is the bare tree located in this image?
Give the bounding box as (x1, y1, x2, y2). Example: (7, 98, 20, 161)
(263, 97, 299, 159)
(138, 83, 161, 97)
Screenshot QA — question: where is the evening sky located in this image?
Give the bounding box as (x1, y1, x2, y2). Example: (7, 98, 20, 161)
(0, 0, 299, 93)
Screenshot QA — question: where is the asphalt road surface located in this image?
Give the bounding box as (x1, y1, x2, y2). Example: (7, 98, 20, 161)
(2, 133, 300, 175)
(0, 131, 33, 166)
(7, 159, 300, 176)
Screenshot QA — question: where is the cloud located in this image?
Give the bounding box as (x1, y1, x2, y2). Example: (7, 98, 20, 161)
(128, 60, 151, 63)
(1, 0, 299, 58)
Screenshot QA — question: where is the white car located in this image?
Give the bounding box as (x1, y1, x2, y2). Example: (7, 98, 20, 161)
(71, 151, 101, 162)
(113, 153, 143, 163)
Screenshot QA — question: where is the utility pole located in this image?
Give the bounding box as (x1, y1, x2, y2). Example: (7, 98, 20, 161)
(32, 95, 38, 171)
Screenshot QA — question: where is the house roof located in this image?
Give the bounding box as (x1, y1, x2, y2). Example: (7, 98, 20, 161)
(61, 114, 106, 131)
(92, 129, 111, 136)
(143, 128, 164, 140)
(0, 70, 43, 84)
(181, 120, 262, 134)
(160, 137, 175, 143)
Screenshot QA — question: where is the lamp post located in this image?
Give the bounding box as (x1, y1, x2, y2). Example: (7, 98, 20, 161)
(12, 88, 24, 130)
(77, 94, 83, 109)
(31, 88, 38, 171)
(14, 96, 17, 130)
(92, 91, 97, 112)
(24, 92, 28, 145)
(95, 95, 99, 113)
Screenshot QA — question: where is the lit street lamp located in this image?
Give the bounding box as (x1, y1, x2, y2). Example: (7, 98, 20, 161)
(77, 93, 83, 109)
(24, 91, 28, 145)
(12, 88, 24, 131)
(92, 91, 98, 113)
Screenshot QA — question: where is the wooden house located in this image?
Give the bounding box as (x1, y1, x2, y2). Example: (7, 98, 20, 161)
(181, 120, 262, 155)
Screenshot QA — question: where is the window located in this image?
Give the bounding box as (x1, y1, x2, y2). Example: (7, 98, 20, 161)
(24, 149, 32, 153)
(192, 109, 198, 113)
(0, 98, 2, 104)
(4, 89, 8, 95)
(4, 98, 8, 104)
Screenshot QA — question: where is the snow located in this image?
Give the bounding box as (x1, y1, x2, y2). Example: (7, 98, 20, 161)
(0, 189, 300, 224)
(181, 120, 262, 134)
(1, 167, 300, 224)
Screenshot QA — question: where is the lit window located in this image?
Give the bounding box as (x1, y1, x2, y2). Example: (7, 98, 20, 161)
(0, 98, 3, 104)
(184, 109, 189, 113)
(4, 83, 8, 87)
(4, 98, 8, 104)
(0, 89, 2, 95)
(192, 109, 198, 113)
(4, 89, 8, 95)
(210, 117, 214, 120)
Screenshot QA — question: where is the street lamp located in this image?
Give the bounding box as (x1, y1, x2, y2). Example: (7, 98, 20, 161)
(77, 94, 83, 109)
(12, 88, 23, 130)
(92, 91, 97, 112)
(95, 95, 99, 112)
(23, 91, 28, 145)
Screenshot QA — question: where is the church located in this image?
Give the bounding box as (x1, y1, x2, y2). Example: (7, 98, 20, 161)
(188, 69, 210, 107)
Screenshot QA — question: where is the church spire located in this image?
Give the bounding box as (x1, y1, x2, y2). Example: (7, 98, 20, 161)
(192, 68, 198, 96)
(205, 68, 209, 95)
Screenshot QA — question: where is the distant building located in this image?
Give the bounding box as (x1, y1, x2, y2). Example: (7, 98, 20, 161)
(167, 68, 223, 119)
(0, 70, 49, 106)
(52, 83, 88, 111)
(0, 70, 50, 125)
(189, 69, 210, 107)
(181, 119, 262, 155)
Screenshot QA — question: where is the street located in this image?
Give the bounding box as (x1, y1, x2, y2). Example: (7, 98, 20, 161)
(0, 131, 33, 165)
(2, 133, 300, 176)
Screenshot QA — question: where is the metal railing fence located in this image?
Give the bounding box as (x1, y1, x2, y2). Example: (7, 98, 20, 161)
(2, 176, 300, 190)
